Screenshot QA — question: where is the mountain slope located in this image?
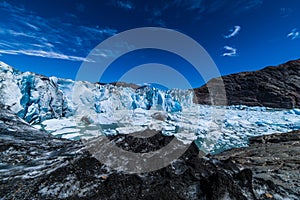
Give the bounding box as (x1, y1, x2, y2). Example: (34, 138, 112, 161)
(194, 59, 300, 108)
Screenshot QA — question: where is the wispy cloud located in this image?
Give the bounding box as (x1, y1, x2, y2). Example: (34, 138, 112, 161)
(112, 0, 134, 10)
(0, 2, 118, 62)
(287, 28, 300, 40)
(173, 0, 228, 13)
(147, 18, 166, 27)
(241, 0, 263, 11)
(222, 46, 237, 57)
(224, 25, 241, 38)
(143, 4, 169, 27)
(24, 22, 40, 31)
(79, 26, 118, 37)
(173, 0, 263, 16)
(0, 49, 93, 62)
(0, 1, 26, 14)
(6, 30, 38, 38)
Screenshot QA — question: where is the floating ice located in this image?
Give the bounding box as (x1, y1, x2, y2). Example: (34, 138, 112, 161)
(0, 62, 299, 153)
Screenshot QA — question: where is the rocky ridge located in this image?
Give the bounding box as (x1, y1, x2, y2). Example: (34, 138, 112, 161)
(195, 59, 300, 109)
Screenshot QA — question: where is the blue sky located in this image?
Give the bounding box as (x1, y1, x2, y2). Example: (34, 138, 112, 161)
(0, 0, 300, 88)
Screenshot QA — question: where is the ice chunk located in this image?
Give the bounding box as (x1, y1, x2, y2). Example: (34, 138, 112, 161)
(116, 126, 147, 134)
(61, 133, 82, 139)
(0, 63, 22, 113)
(1, 61, 300, 154)
(51, 128, 81, 136)
(42, 118, 77, 131)
(293, 108, 300, 115)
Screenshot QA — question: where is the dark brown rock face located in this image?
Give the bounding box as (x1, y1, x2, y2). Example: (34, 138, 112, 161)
(194, 59, 300, 108)
(214, 130, 300, 199)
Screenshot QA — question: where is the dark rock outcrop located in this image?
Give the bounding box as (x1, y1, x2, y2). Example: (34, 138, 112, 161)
(214, 130, 300, 199)
(1, 106, 299, 199)
(194, 59, 300, 109)
(0, 106, 255, 200)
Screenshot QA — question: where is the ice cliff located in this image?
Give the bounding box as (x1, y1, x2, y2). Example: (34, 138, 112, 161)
(1, 61, 300, 153)
(0, 61, 192, 124)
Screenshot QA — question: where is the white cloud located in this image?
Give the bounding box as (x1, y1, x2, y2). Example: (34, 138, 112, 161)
(224, 26, 241, 38)
(147, 18, 166, 27)
(7, 30, 38, 38)
(242, 0, 263, 11)
(174, 0, 263, 15)
(0, 2, 118, 62)
(24, 22, 40, 31)
(222, 46, 237, 57)
(79, 26, 117, 36)
(0, 42, 13, 48)
(287, 28, 300, 40)
(114, 0, 134, 10)
(0, 1, 26, 14)
(0, 49, 93, 62)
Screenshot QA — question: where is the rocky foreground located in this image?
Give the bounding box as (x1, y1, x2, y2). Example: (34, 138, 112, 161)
(195, 59, 300, 109)
(214, 131, 300, 199)
(1, 106, 299, 200)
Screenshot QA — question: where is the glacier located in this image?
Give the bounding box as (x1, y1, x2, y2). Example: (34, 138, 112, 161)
(0, 61, 299, 153)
